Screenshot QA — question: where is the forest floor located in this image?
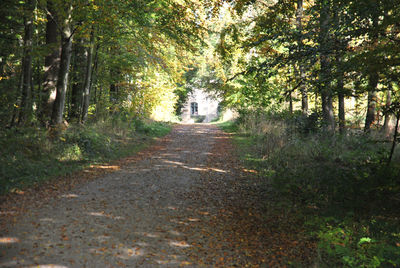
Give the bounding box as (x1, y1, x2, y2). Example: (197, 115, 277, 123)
(0, 124, 314, 267)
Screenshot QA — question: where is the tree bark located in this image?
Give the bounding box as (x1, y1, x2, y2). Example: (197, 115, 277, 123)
(338, 91, 345, 133)
(81, 30, 95, 123)
(337, 57, 345, 133)
(69, 38, 85, 121)
(364, 14, 379, 133)
(17, 0, 35, 125)
(338, 92, 346, 134)
(364, 72, 378, 132)
(296, 0, 308, 115)
(9, 71, 24, 128)
(387, 111, 400, 166)
(40, 0, 60, 126)
(51, 4, 73, 126)
(382, 86, 393, 137)
(319, 0, 335, 132)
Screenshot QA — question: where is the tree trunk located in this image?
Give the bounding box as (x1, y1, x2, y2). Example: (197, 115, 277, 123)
(40, 0, 60, 126)
(296, 0, 308, 115)
(81, 30, 95, 123)
(382, 86, 393, 138)
(387, 111, 400, 166)
(338, 91, 345, 133)
(319, 0, 335, 132)
(364, 72, 378, 132)
(337, 58, 345, 133)
(364, 14, 379, 133)
(51, 4, 73, 126)
(91, 44, 99, 105)
(9, 71, 24, 128)
(69, 38, 85, 121)
(17, 0, 35, 125)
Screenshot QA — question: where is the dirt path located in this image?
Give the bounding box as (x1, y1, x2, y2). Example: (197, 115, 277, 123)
(1, 124, 312, 267)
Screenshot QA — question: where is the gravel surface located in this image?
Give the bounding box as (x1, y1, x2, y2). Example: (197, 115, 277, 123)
(1, 124, 272, 267)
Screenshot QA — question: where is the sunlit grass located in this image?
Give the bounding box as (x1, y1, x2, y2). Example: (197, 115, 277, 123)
(0, 119, 172, 195)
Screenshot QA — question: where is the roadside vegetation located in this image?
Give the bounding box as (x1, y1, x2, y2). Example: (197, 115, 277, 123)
(0, 119, 171, 195)
(2, 0, 400, 265)
(220, 113, 400, 267)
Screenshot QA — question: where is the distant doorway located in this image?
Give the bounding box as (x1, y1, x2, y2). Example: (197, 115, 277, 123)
(190, 102, 198, 115)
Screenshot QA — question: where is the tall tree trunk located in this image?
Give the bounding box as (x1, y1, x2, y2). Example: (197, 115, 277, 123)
(51, 4, 73, 126)
(296, 0, 308, 115)
(9, 71, 24, 128)
(81, 30, 95, 123)
(337, 57, 345, 133)
(69, 38, 85, 121)
(364, 72, 378, 132)
(382, 86, 393, 137)
(387, 111, 400, 166)
(319, 0, 335, 132)
(17, 0, 35, 125)
(90, 44, 99, 107)
(338, 91, 345, 133)
(364, 14, 379, 133)
(40, 0, 60, 126)
(91, 44, 99, 104)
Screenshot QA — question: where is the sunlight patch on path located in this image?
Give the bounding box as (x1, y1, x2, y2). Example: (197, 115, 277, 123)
(0, 237, 19, 244)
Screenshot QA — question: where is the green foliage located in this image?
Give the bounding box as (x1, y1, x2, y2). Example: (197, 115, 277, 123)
(0, 118, 171, 195)
(314, 217, 400, 267)
(133, 119, 172, 137)
(62, 126, 113, 159)
(0, 0, 215, 129)
(225, 112, 400, 266)
(217, 120, 239, 133)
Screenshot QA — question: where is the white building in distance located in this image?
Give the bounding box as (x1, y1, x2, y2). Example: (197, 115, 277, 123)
(181, 89, 220, 123)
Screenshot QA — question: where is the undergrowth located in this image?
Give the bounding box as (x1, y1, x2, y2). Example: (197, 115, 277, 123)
(0, 118, 171, 195)
(220, 112, 400, 267)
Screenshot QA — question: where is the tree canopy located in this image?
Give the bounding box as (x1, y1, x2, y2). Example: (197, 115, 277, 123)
(1, 0, 400, 132)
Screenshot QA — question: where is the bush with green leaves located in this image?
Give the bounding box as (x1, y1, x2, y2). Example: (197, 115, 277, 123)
(313, 217, 400, 267)
(224, 111, 400, 267)
(0, 118, 171, 195)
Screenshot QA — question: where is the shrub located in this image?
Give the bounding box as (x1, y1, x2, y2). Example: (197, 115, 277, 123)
(226, 111, 400, 266)
(314, 218, 400, 267)
(0, 118, 171, 195)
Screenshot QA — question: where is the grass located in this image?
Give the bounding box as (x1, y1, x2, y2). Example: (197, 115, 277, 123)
(219, 114, 400, 267)
(0, 118, 172, 195)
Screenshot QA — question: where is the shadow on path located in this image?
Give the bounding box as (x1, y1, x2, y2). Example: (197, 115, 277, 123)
(0, 124, 313, 267)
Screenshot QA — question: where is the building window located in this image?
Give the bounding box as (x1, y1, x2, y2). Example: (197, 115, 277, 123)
(190, 102, 198, 115)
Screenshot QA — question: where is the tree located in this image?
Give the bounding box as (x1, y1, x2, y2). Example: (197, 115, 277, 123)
(382, 84, 394, 137)
(318, 0, 335, 132)
(296, 0, 308, 115)
(364, 10, 380, 133)
(16, 0, 36, 125)
(40, 0, 60, 126)
(81, 28, 95, 123)
(51, 2, 73, 126)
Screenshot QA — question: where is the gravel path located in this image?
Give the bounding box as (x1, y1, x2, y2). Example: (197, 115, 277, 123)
(1, 124, 275, 267)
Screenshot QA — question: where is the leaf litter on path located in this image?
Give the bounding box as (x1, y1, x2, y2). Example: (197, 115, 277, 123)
(0, 124, 315, 267)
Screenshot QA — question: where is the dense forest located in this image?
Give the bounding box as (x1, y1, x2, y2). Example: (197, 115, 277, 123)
(1, 0, 400, 266)
(0, 0, 210, 127)
(1, 0, 400, 133)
